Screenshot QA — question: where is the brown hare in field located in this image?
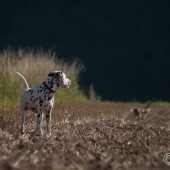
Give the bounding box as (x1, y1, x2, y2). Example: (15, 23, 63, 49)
(130, 101, 152, 118)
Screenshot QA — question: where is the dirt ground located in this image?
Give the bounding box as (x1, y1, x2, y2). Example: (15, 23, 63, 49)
(0, 102, 170, 170)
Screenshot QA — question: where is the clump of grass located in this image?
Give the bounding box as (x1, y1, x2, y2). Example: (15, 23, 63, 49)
(153, 100, 170, 106)
(0, 48, 87, 105)
(89, 84, 100, 101)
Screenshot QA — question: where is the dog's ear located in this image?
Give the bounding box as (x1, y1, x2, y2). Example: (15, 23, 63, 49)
(48, 71, 62, 77)
(57, 71, 62, 77)
(48, 71, 56, 77)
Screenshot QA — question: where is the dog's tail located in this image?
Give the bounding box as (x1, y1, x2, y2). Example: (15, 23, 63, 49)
(16, 72, 29, 89)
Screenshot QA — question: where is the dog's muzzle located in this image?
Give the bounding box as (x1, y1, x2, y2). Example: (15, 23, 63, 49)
(63, 79, 71, 88)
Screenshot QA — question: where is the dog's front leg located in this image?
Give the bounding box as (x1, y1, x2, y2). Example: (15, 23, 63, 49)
(36, 112, 44, 135)
(46, 109, 52, 135)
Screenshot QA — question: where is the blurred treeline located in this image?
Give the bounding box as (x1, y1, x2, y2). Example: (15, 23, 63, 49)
(0, 0, 169, 101)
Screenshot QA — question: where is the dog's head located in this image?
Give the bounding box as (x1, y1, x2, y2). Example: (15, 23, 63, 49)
(48, 71, 71, 88)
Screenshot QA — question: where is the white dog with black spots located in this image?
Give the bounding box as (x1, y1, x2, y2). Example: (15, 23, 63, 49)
(16, 71, 71, 135)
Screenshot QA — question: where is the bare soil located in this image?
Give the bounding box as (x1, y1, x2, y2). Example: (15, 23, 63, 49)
(0, 102, 170, 170)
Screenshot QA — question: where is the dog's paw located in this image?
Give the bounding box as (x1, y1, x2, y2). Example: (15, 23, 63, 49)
(35, 131, 44, 137)
(21, 131, 25, 135)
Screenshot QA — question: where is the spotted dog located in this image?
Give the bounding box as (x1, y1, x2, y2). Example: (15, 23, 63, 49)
(16, 71, 71, 135)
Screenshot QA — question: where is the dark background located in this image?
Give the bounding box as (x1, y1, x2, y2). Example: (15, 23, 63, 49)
(0, 0, 170, 102)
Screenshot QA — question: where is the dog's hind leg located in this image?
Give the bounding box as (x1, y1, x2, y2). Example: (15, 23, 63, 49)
(20, 104, 26, 134)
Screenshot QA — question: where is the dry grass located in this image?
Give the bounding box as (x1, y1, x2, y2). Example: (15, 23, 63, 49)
(0, 48, 87, 104)
(0, 48, 83, 83)
(0, 102, 170, 170)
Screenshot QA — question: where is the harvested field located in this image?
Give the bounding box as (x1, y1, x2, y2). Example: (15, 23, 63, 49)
(0, 102, 170, 170)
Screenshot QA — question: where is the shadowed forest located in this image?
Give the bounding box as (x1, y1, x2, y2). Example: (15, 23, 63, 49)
(0, 0, 170, 101)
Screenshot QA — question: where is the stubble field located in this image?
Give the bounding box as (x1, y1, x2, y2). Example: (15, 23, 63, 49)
(0, 102, 170, 170)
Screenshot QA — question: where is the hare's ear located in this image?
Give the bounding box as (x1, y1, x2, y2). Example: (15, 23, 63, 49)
(48, 71, 57, 77)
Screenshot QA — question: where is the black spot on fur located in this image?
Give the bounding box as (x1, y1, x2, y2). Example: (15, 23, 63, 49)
(48, 97, 52, 101)
(30, 107, 37, 113)
(25, 107, 28, 110)
(29, 89, 33, 95)
(39, 99, 43, 104)
(43, 95, 46, 99)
